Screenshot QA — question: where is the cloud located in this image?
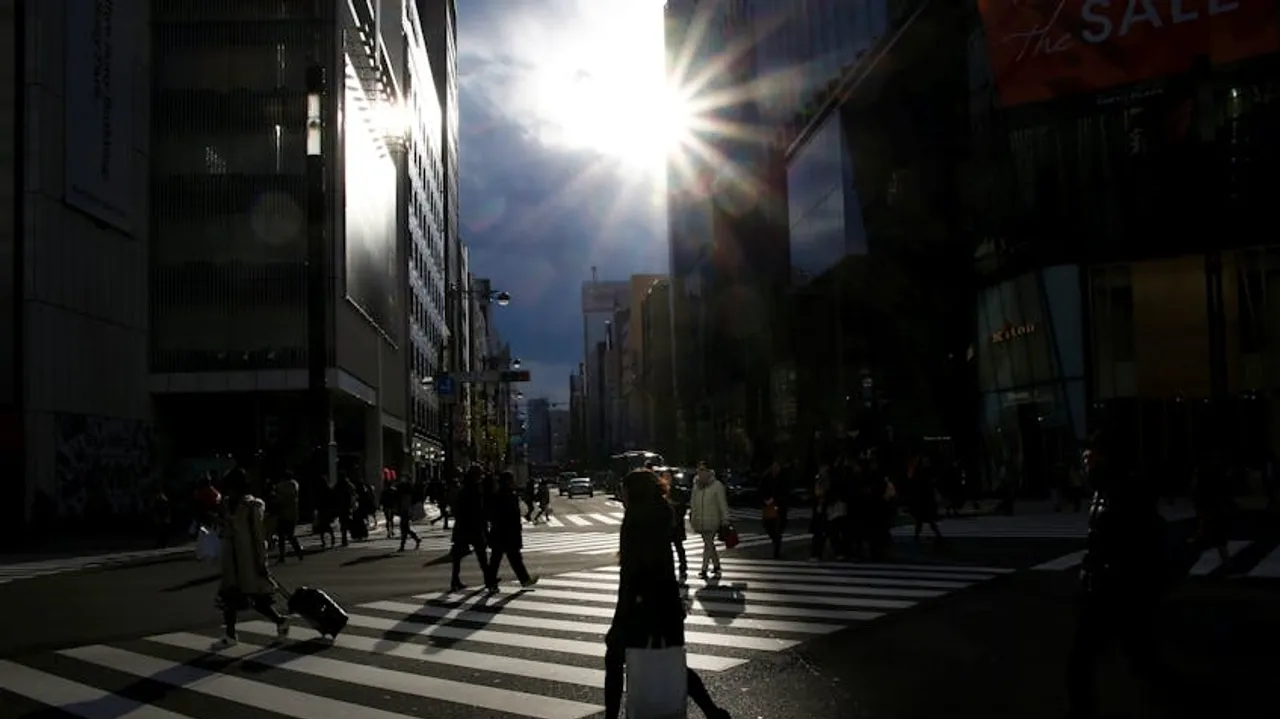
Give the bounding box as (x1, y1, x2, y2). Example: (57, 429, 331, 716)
(457, 1, 668, 388)
(511, 359, 578, 407)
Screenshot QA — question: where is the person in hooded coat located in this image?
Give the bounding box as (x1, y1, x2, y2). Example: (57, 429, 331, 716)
(212, 467, 289, 650)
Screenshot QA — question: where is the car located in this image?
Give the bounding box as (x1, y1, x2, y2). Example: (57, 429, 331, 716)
(557, 472, 575, 496)
(566, 477, 594, 498)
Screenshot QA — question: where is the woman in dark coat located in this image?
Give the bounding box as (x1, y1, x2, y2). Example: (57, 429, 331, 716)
(485, 471, 538, 592)
(604, 469, 731, 719)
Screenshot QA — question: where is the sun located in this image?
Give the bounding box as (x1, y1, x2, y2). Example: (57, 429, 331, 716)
(519, 3, 694, 173)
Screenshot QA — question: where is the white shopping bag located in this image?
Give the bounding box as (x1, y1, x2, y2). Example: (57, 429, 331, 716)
(625, 644, 688, 719)
(195, 527, 221, 563)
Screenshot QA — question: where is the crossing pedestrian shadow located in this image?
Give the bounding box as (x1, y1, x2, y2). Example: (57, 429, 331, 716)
(368, 588, 524, 654)
(690, 581, 748, 626)
(43, 636, 337, 717)
(340, 552, 398, 567)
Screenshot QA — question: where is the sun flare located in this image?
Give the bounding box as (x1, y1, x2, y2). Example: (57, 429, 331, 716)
(517, 3, 695, 173)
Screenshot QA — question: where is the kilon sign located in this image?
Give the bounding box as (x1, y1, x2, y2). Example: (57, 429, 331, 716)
(978, 0, 1280, 107)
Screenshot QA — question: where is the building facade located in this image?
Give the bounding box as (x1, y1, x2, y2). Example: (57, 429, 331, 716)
(525, 398, 551, 465)
(3, 0, 153, 538)
(967, 0, 1280, 494)
(548, 408, 570, 464)
(148, 0, 435, 496)
(581, 279, 630, 460)
(640, 278, 677, 457)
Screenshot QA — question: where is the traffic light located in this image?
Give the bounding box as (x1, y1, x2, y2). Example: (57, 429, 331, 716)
(499, 370, 531, 383)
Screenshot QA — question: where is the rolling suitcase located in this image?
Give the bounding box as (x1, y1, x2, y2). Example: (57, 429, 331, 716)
(278, 583, 349, 638)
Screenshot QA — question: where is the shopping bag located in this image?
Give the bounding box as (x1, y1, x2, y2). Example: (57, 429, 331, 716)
(762, 500, 778, 521)
(717, 524, 740, 549)
(195, 527, 221, 563)
(625, 644, 688, 719)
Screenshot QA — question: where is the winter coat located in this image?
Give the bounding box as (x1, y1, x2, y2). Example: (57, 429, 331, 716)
(219, 495, 274, 597)
(610, 500, 685, 649)
(689, 473, 729, 534)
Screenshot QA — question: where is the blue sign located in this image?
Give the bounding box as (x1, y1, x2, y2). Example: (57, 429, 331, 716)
(436, 375, 455, 397)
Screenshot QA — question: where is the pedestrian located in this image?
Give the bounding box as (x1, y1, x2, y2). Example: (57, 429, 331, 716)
(486, 471, 539, 592)
(1067, 430, 1181, 718)
(666, 468, 690, 583)
(450, 466, 494, 592)
(603, 469, 731, 719)
(908, 455, 943, 543)
(395, 478, 422, 551)
(211, 468, 289, 650)
(689, 461, 729, 580)
(758, 460, 789, 559)
(273, 471, 304, 563)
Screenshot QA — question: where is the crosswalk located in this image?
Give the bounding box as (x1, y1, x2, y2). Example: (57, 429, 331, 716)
(1033, 539, 1280, 578)
(0, 546, 189, 586)
(890, 504, 1197, 539)
(0, 556, 1012, 718)
(352, 529, 810, 556)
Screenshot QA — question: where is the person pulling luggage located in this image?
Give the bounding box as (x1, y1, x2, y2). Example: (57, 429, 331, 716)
(212, 468, 290, 650)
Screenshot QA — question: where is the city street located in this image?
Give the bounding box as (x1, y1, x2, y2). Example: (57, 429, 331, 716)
(0, 510, 1276, 718)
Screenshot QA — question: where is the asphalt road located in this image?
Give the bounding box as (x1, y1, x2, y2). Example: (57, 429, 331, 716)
(1, 509, 1275, 718)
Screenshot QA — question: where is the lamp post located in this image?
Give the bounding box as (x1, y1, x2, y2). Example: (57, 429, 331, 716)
(424, 285, 512, 480)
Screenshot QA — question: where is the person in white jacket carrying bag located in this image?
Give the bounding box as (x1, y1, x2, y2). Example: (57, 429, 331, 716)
(689, 462, 730, 579)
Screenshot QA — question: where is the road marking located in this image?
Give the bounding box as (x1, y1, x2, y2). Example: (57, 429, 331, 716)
(586, 513, 620, 525)
(312, 615, 743, 672)
(361, 599, 798, 651)
(0, 659, 190, 718)
(564, 514, 593, 526)
(60, 644, 423, 719)
(1248, 543, 1280, 578)
(1188, 541, 1250, 575)
(145, 633, 602, 719)
(1032, 550, 1087, 571)
(406, 593, 845, 634)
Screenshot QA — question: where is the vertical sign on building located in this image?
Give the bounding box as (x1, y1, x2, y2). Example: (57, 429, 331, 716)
(64, 0, 136, 234)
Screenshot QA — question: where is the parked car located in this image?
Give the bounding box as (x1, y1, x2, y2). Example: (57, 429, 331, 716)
(567, 477, 594, 498)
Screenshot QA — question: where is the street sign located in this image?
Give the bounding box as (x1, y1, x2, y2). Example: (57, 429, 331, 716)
(436, 375, 456, 397)
(446, 370, 532, 383)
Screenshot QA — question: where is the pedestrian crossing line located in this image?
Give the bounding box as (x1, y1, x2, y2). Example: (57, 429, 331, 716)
(564, 514, 593, 526)
(0, 659, 192, 718)
(146, 633, 602, 719)
(712, 556, 1016, 575)
(1249, 544, 1280, 578)
(585, 512, 622, 525)
(1032, 550, 1087, 571)
(1, 556, 1007, 718)
(59, 644, 423, 719)
(1188, 541, 1251, 575)
(395, 594, 845, 634)
(361, 599, 797, 652)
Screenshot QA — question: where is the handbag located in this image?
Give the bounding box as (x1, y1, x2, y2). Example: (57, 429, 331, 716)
(762, 500, 778, 521)
(625, 639, 688, 719)
(717, 524, 740, 549)
(195, 527, 221, 563)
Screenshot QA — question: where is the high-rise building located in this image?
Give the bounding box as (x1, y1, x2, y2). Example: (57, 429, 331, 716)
(148, 0, 428, 493)
(525, 398, 551, 465)
(2, 1, 153, 539)
(640, 279, 677, 457)
(581, 279, 629, 459)
(548, 408, 570, 464)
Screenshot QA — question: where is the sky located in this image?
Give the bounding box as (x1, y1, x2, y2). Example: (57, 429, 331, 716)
(455, 0, 674, 406)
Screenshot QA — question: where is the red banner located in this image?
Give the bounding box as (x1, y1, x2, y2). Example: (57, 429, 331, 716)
(978, 0, 1280, 106)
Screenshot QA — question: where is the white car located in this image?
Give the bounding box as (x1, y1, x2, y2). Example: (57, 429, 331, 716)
(566, 477, 594, 498)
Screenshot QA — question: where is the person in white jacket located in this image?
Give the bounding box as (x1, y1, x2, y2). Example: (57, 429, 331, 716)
(689, 462, 730, 579)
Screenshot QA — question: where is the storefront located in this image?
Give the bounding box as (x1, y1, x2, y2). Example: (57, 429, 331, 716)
(975, 265, 1086, 496)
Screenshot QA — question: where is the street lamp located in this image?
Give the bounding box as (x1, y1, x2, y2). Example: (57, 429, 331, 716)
(451, 284, 511, 306)
(511, 358, 522, 369)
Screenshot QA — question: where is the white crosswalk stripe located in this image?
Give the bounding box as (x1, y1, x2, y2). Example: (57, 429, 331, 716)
(892, 504, 1196, 540)
(0, 546, 189, 586)
(726, 506, 814, 522)
(0, 557, 1008, 718)
(349, 529, 809, 557)
(1033, 539, 1280, 576)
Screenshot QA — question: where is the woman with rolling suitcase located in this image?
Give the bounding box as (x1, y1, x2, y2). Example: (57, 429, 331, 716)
(211, 468, 291, 650)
